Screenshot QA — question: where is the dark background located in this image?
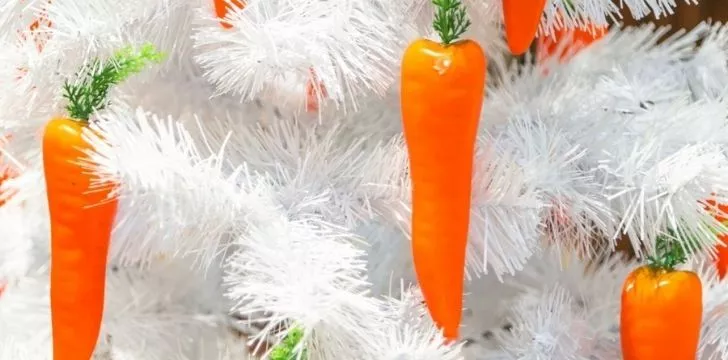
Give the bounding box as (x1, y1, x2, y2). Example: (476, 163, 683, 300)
(622, 1, 728, 31)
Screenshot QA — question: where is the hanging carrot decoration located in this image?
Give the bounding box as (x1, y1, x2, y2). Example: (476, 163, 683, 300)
(46, 44, 164, 360)
(502, 0, 548, 55)
(620, 233, 702, 360)
(536, 23, 606, 64)
(213, 0, 246, 29)
(400, 0, 486, 341)
(703, 198, 728, 278)
(305, 68, 327, 113)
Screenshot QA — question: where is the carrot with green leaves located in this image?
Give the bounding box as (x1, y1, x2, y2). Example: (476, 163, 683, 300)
(502, 0, 548, 55)
(620, 232, 702, 360)
(46, 43, 164, 360)
(400, 0, 486, 340)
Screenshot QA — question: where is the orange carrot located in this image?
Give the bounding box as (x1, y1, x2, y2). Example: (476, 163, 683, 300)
(305, 68, 327, 113)
(400, 0, 486, 340)
(213, 0, 246, 29)
(715, 234, 728, 279)
(536, 23, 606, 64)
(620, 235, 702, 360)
(46, 44, 163, 360)
(703, 198, 728, 278)
(502, 0, 547, 55)
(45, 117, 118, 360)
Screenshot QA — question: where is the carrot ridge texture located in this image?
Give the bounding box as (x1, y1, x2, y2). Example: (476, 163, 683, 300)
(44, 117, 118, 360)
(400, 38, 486, 340)
(620, 266, 702, 360)
(502, 0, 548, 55)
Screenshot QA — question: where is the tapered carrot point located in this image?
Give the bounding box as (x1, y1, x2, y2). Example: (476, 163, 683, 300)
(45, 117, 119, 360)
(502, 0, 548, 55)
(401, 0, 486, 340)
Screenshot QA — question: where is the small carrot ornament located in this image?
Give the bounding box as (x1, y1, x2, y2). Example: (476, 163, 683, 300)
(620, 233, 702, 360)
(400, 0, 486, 340)
(502, 0, 548, 55)
(701, 198, 728, 278)
(536, 24, 606, 64)
(213, 0, 246, 29)
(46, 44, 164, 360)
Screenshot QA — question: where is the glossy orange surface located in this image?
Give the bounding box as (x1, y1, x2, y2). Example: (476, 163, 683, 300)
(400, 38, 486, 340)
(621, 266, 702, 360)
(503, 0, 548, 55)
(44, 118, 118, 360)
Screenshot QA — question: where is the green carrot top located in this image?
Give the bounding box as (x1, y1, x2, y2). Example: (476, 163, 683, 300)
(647, 229, 699, 271)
(432, 0, 471, 46)
(270, 326, 308, 360)
(63, 43, 165, 122)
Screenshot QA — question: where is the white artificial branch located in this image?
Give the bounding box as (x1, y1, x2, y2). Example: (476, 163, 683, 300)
(192, 0, 407, 114)
(84, 106, 244, 266)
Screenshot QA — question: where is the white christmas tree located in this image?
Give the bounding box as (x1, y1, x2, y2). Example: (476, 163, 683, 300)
(3, 0, 728, 359)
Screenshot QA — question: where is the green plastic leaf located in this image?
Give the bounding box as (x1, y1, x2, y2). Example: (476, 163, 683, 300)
(63, 43, 166, 121)
(269, 326, 308, 360)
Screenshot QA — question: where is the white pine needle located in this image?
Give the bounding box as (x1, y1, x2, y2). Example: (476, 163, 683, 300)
(84, 107, 244, 266)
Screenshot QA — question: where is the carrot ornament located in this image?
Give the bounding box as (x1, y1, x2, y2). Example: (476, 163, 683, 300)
(620, 233, 703, 360)
(400, 0, 486, 340)
(703, 198, 728, 279)
(502, 0, 548, 55)
(46, 44, 164, 360)
(213, 0, 246, 29)
(536, 24, 606, 64)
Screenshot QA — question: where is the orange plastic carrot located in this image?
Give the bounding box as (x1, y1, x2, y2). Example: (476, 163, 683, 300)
(400, 0, 486, 340)
(703, 198, 728, 278)
(46, 44, 163, 360)
(45, 117, 119, 360)
(620, 236, 702, 360)
(502, 0, 548, 55)
(536, 23, 606, 63)
(715, 234, 728, 279)
(213, 0, 246, 29)
(305, 68, 327, 112)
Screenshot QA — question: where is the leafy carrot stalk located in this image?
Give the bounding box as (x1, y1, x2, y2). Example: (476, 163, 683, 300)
(270, 326, 308, 360)
(620, 233, 702, 360)
(213, 0, 246, 29)
(400, 0, 486, 340)
(46, 43, 164, 360)
(502, 0, 548, 55)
